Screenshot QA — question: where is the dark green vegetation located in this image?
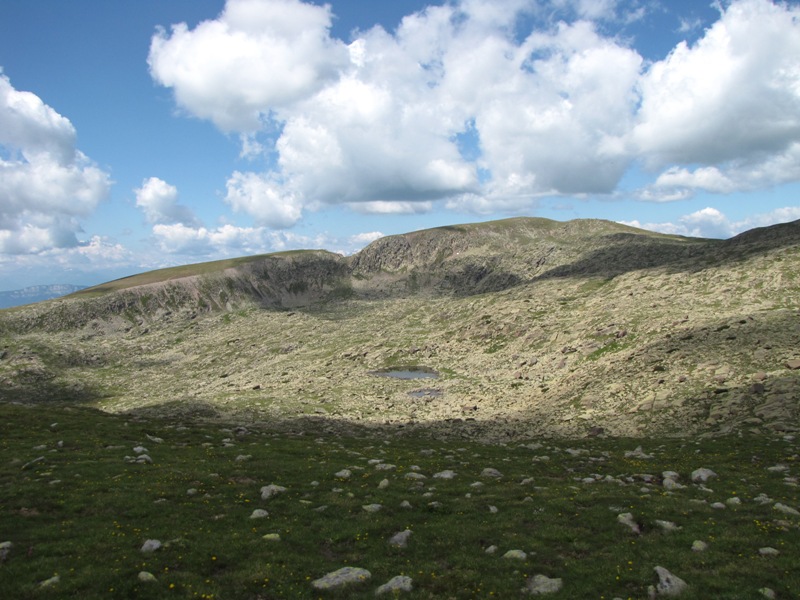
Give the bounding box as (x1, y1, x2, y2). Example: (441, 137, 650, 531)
(1, 402, 799, 598)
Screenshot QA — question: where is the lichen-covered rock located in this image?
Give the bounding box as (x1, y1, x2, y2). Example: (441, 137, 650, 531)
(311, 567, 371, 590)
(524, 574, 562, 595)
(375, 575, 413, 595)
(652, 566, 688, 596)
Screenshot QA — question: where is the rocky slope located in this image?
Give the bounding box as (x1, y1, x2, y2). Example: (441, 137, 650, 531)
(1, 217, 798, 440)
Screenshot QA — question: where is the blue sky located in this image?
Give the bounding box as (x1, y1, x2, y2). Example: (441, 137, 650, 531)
(1, 0, 799, 290)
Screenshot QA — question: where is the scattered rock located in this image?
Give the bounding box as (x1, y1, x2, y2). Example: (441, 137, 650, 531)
(260, 484, 287, 500)
(138, 571, 157, 583)
(691, 468, 717, 483)
(311, 567, 371, 590)
(375, 575, 413, 595)
(625, 446, 653, 459)
(785, 359, 800, 370)
(651, 566, 687, 597)
(759, 587, 777, 599)
(485, 545, 498, 554)
(335, 469, 352, 479)
(262, 533, 281, 541)
(378, 478, 390, 489)
(691, 541, 708, 552)
(774, 502, 800, 516)
(362, 504, 383, 513)
(759, 547, 780, 556)
(433, 470, 457, 479)
(617, 513, 641, 534)
(481, 468, 503, 478)
(405, 472, 427, 480)
(39, 575, 60, 588)
(0, 541, 11, 562)
(389, 530, 412, 548)
(655, 520, 680, 532)
(140, 539, 162, 553)
(250, 509, 269, 519)
(524, 574, 563, 595)
(503, 549, 527, 560)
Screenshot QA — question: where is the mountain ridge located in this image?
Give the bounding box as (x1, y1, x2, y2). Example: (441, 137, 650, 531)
(1, 216, 799, 441)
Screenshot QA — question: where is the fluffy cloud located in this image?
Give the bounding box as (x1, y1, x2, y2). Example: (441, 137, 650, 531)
(148, 0, 349, 132)
(149, 221, 379, 257)
(150, 0, 800, 224)
(622, 206, 800, 239)
(0, 72, 111, 254)
(633, 0, 800, 188)
(135, 177, 200, 226)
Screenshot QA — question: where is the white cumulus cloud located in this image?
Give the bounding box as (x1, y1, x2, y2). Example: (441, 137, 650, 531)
(148, 0, 349, 132)
(135, 177, 200, 226)
(149, 0, 800, 225)
(622, 206, 800, 239)
(633, 0, 800, 192)
(0, 72, 112, 255)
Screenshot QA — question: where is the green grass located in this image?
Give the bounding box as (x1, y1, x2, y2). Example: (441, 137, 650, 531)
(1, 403, 799, 599)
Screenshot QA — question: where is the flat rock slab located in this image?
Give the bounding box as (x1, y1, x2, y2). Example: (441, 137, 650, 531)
(311, 567, 371, 590)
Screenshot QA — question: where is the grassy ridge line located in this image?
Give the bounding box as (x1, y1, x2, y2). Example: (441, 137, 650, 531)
(72, 250, 330, 299)
(1, 402, 799, 599)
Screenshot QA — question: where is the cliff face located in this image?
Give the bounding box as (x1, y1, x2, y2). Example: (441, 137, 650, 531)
(1, 251, 351, 333)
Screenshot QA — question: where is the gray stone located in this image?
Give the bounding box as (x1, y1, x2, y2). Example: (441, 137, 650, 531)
(138, 571, 157, 583)
(433, 470, 457, 479)
(774, 502, 800, 516)
(691, 468, 717, 483)
(405, 472, 427, 480)
(389, 529, 412, 548)
(260, 484, 287, 500)
(653, 566, 687, 596)
(691, 540, 708, 552)
(503, 549, 527, 560)
(759, 587, 777, 599)
(375, 575, 413, 595)
(311, 567, 371, 590)
(655, 520, 680, 532)
(140, 539, 162, 553)
(617, 513, 641, 534)
(759, 547, 779, 556)
(262, 533, 281, 541)
(378, 478, 389, 489)
(524, 574, 563, 595)
(250, 509, 269, 519)
(481, 468, 503, 478)
(335, 469, 352, 479)
(362, 504, 383, 513)
(39, 575, 60, 588)
(0, 541, 12, 562)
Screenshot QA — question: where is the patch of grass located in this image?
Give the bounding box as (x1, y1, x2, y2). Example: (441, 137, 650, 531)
(1, 403, 798, 599)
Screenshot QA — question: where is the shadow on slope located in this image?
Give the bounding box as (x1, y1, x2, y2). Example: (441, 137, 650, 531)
(533, 219, 800, 282)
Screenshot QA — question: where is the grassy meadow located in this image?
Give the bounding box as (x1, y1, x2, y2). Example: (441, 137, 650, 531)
(1, 402, 799, 599)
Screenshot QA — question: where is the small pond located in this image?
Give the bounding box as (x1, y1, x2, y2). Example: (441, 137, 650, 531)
(368, 367, 439, 380)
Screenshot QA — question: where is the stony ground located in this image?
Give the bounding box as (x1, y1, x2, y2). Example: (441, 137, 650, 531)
(1, 402, 799, 598)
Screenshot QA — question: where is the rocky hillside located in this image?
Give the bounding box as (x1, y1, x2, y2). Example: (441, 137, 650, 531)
(1, 217, 799, 441)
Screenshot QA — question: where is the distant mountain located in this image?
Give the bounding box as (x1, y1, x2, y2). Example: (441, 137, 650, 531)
(0, 284, 86, 309)
(1, 217, 799, 440)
